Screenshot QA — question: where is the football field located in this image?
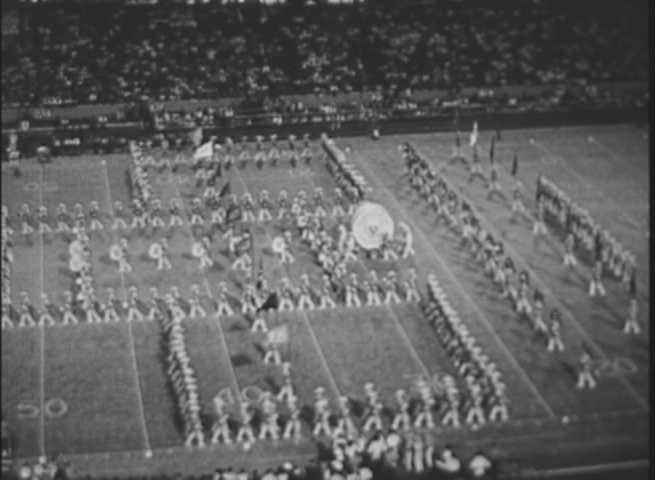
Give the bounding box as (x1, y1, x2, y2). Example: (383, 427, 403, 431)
(1, 123, 649, 476)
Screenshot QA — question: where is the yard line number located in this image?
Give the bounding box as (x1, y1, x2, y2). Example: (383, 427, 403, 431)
(17, 398, 68, 419)
(215, 385, 270, 405)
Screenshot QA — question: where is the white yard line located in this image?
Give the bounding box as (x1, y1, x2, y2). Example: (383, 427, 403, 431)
(348, 148, 558, 419)
(233, 167, 344, 399)
(530, 140, 643, 229)
(411, 145, 649, 413)
(166, 158, 244, 408)
(37, 166, 47, 458)
(522, 459, 649, 478)
(102, 160, 153, 454)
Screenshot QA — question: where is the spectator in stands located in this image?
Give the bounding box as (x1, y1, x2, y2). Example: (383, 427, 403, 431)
(468, 451, 494, 479)
(434, 445, 462, 478)
(1, 0, 647, 108)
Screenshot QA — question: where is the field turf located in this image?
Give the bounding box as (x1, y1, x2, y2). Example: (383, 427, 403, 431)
(1, 124, 649, 476)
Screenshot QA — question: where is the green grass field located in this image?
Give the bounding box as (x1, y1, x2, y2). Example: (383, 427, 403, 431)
(1, 124, 649, 476)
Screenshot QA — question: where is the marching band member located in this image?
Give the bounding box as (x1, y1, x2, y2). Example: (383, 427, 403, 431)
(37, 205, 52, 235)
(277, 362, 295, 402)
(297, 273, 315, 310)
(263, 341, 282, 365)
(168, 198, 185, 228)
(331, 188, 347, 218)
(403, 268, 421, 303)
(216, 282, 234, 317)
(464, 379, 486, 427)
(563, 229, 577, 268)
(19, 204, 34, 238)
(576, 348, 596, 390)
(282, 394, 302, 441)
(488, 382, 509, 423)
(189, 197, 205, 226)
(54, 203, 71, 233)
(382, 272, 402, 305)
(117, 237, 133, 273)
(61, 290, 79, 325)
(86, 201, 103, 232)
(588, 259, 606, 297)
(344, 273, 361, 308)
(363, 278, 382, 306)
(391, 389, 411, 432)
(277, 190, 289, 220)
(515, 271, 532, 316)
(510, 182, 528, 222)
(126, 286, 144, 322)
(317, 275, 336, 310)
(362, 399, 384, 433)
(196, 240, 214, 270)
(103, 287, 120, 323)
(531, 289, 547, 335)
(278, 233, 295, 265)
(210, 397, 232, 445)
(313, 187, 327, 218)
(623, 272, 640, 335)
(532, 197, 547, 237)
(241, 193, 256, 223)
(18, 291, 36, 328)
(257, 190, 273, 223)
(236, 401, 255, 446)
(240, 283, 258, 316)
(413, 376, 435, 429)
(312, 387, 331, 438)
(188, 285, 206, 318)
(258, 392, 280, 441)
(546, 309, 564, 352)
(111, 201, 128, 231)
(441, 376, 461, 428)
(1, 292, 13, 329)
(156, 238, 173, 271)
(150, 199, 165, 230)
(38, 293, 56, 327)
(146, 287, 162, 322)
(334, 396, 358, 439)
(278, 278, 295, 312)
(251, 314, 268, 333)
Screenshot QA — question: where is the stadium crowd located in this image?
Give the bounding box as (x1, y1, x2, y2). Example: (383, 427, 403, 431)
(2, 0, 647, 108)
(8, 444, 496, 480)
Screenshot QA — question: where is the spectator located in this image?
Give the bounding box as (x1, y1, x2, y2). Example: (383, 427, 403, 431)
(434, 445, 462, 478)
(468, 451, 494, 479)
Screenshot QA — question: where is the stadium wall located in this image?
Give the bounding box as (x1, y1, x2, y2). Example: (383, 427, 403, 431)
(5, 106, 647, 159)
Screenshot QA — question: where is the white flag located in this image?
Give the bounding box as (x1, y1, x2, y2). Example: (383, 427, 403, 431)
(469, 121, 478, 147)
(193, 141, 213, 160)
(265, 324, 289, 346)
(189, 126, 203, 147)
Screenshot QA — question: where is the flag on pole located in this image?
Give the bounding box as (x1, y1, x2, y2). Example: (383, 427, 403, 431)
(489, 136, 495, 162)
(257, 291, 279, 313)
(190, 126, 203, 147)
(226, 203, 241, 225)
(218, 181, 231, 198)
(469, 121, 478, 147)
(265, 323, 289, 346)
(255, 256, 265, 290)
(208, 163, 222, 186)
(193, 141, 213, 160)
(511, 152, 518, 177)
